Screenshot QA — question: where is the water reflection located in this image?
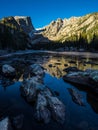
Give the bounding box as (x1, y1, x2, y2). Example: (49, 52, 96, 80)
(43, 55, 98, 78)
(0, 52, 98, 130)
(1, 53, 98, 79)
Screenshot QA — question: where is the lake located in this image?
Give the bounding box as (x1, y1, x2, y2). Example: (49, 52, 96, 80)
(0, 51, 98, 130)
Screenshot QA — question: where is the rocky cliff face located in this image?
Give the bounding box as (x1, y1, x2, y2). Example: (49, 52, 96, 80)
(0, 16, 32, 50)
(14, 16, 50, 45)
(14, 16, 35, 34)
(0, 13, 98, 50)
(41, 12, 98, 43)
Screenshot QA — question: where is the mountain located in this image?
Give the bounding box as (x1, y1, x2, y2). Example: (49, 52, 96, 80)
(39, 12, 98, 50)
(0, 12, 98, 50)
(0, 16, 33, 50)
(42, 13, 98, 42)
(14, 16, 35, 34)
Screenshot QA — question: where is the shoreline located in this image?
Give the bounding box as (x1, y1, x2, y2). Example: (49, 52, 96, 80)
(0, 50, 98, 58)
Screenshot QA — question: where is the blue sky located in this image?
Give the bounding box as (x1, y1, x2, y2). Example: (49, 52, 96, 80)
(0, 0, 98, 28)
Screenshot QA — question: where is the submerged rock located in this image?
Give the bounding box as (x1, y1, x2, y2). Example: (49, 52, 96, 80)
(1, 77, 14, 87)
(12, 114, 24, 129)
(0, 117, 12, 130)
(35, 93, 51, 124)
(47, 96, 65, 124)
(68, 88, 85, 106)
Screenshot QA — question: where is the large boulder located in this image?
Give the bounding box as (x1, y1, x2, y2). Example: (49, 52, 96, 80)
(30, 64, 45, 78)
(43, 87, 53, 97)
(20, 63, 66, 124)
(47, 96, 65, 124)
(20, 76, 66, 124)
(2, 64, 16, 77)
(20, 76, 45, 102)
(67, 88, 85, 106)
(35, 93, 51, 124)
(14, 16, 35, 34)
(63, 69, 98, 93)
(23, 64, 45, 81)
(0, 117, 12, 130)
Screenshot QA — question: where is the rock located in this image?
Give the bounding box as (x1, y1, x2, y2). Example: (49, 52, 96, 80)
(23, 67, 30, 80)
(20, 63, 66, 124)
(47, 96, 65, 124)
(68, 88, 85, 106)
(43, 87, 53, 97)
(39, 13, 98, 44)
(2, 64, 16, 77)
(63, 67, 79, 73)
(20, 76, 66, 124)
(0, 117, 12, 130)
(83, 69, 98, 85)
(82, 69, 95, 76)
(63, 69, 98, 93)
(14, 16, 35, 34)
(20, 77, 45, 102)
(2, 64, 15, 74)
(35, 93, 51, 124)
(89, 70, 98, 83)
(30, 64, 45, 78)
(12, 114, 24, 129)
(64, 71, 82, 77)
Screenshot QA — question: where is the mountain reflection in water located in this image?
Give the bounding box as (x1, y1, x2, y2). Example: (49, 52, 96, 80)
(43, 55, 98, 78)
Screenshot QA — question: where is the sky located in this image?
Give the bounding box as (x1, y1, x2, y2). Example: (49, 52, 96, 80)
(0, 0, 98, 28)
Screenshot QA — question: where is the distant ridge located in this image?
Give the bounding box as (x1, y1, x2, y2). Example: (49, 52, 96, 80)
(0, 12, 98, 50)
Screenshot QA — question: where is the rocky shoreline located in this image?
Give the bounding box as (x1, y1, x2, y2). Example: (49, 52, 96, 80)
(1, 50, 98, 59)
(63, 67, 98, 94)
(0, 53, 98, 130)
(0, 63, 66, 130)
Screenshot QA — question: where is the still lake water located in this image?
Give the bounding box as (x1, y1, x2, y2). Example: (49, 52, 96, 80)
(0, 52, 98, 130)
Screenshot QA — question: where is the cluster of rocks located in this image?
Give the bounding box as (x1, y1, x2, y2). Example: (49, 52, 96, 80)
(0, 63, 66, 130)
(63, 67, 98, 93)
(21, 64, 65, 124)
